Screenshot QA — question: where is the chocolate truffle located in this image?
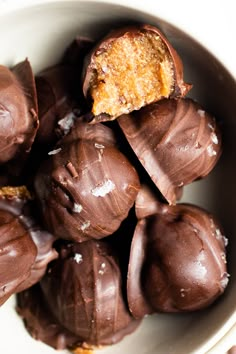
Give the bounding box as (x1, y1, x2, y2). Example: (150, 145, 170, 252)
(127, 187, 229, 318)
(0, 186, 37, 305)
(34, 119, 140, 242)
(0, 59, 38, 164)
(40, 240, 140, 348)
(17, 284, 79, 350)
(82, 24, 191, 122)
(118, 98, 222, 204)
(0, 186, 58, 305)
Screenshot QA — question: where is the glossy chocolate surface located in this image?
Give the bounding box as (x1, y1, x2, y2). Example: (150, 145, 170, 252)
(35, 65, 81, 146)
(0, 60, 38, 164)
(0, 187, 58, 305)
(40, 240, 140, 347)
(0, 188, 37, 305)
(17, 284, 79, 350)
(127, 188, 229, 318)
(82, 24, 191, 122)
(34, 119, 140, 242)
(118, 98, 222, 204)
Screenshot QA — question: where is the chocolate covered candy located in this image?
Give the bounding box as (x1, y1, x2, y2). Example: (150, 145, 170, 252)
(82, 24, 191, 122)
(0, 59, 38, 164)
(127, 186, 229, 318)
(40, 240, 140, 348)
(0, 186, 57, 305)
(34, 119, 140, 242)
(118, 98, 222, 204)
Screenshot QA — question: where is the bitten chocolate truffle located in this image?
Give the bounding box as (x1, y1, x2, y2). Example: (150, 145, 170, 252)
(34, 119, 140, 242)
(127, 186, 229, 318)
(0, 186, 58, 305)
(82, 24, 191, 122)
(0, 59, 38, 164)
(40, 240, 140, 348)
(118, 98, 222, 204)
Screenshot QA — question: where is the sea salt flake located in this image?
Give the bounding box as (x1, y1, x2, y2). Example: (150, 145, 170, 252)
(48, 148, 62, 155)
(58, 112, 76, 134)
(81, 220, 90, 231)
(74, 253, 83, 264)
(221, 252, 227, 264)
(207, 145, 217, 157)
(215, 228, 222, 239)
(197, 109, 205, 117)
(223, 236, 229, 247)
(94, 143, 105, 149)
(91, 179, 115, 197)
(220, 273, 230, 288)
(98, 262, 106, 275)
(208, 123, 214, 130)
(72, 203, 83, 213)
(211, 132, 218, 145)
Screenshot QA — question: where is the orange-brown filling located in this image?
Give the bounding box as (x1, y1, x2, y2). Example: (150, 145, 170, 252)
(90, 32, 174, 118)
(0, 185, 32, 199)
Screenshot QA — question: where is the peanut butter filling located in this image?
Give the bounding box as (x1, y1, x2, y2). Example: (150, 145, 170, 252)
(0, 185, 32, 199)
(90, 32, 174, 118)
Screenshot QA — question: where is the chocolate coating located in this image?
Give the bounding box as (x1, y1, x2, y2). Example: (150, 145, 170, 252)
(118, 98, 222, 204)
(15, 227, 58, 293)
(0, 188, 37, 305)
(127, 189, 229, 318)
(34, 120, 140, 242)
(35, 65, 81, 146)
(0, 186, 58, 305)
(0, 59, 38, 164)
(82, 24, 191, 122)
(40, 240, 140, 347)
(17, 284, 79, 350)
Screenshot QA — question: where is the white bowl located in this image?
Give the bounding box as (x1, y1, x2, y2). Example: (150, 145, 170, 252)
(0, 1, 236, 354)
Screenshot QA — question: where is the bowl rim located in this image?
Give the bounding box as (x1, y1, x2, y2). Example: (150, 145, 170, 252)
(0, 0, 235, 79)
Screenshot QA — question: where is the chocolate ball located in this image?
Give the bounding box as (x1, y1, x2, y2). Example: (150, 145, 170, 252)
(0, 59, 38, 164)
(0, 186, 58, 305)
(34, 119, 140, 242)
(127, 187, 229, 318)
(0, 186, 37, 305)
(82, 24, 191, 122)
(40, 240, 140, 348)
(118, 98, 222, 204)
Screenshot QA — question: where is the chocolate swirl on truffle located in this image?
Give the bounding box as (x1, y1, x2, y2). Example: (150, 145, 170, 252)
(127, 187, 229, 318)
(118, 98, 222, 204)
(0, 186, 58, 305)
(34, 119, 140, 242)
(0, 59, 38, 164)
(40, 240, 140, 348)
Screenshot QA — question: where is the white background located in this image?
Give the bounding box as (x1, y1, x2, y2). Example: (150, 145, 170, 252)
(0, 0, 235, 78)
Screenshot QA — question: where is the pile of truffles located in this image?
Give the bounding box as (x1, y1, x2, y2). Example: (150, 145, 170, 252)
(0, 24, 229, 352)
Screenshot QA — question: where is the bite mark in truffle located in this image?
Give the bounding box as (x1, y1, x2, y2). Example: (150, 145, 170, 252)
(83, 25, 191, 122)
